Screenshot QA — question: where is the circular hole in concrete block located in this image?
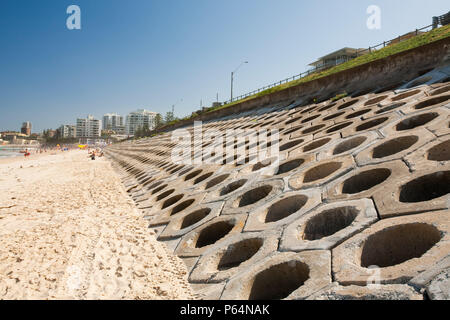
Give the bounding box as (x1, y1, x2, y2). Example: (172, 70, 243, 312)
(375, 102, 406, 115)
(399, 171, 450, 203)
(280, 139, 305, 152)
(238, 185, 273, 207)
(414, 95, 450, 110)
(217, 238, 264, 271)
(323, 111, 345, 121)
(195, 221, 235, 248)
(178, 167, 193, 177)
(391, 89, 421, 102)
(346, 109, 372, 119)
(333, 136, 367, 155)
(365, 95, 388, 106)
(372, 136, 419, 158)
(156, 189, 175, 201)
(265, 195, 308, 223)
(283, 125, 303, 136)
(303, 138, 331, 152)
(342, 169, 391, 194)
(318, 102, 337, 112)
(303, 162, 343, 183)
(276, 159, 305, 175)
(248, 261, 310, 300)
(396, 112, 439, 131)
(285, 116, 303, 125)
(205, 174, 230, 190)
(147, 181, 164, 191)
(427, 140, 450, 161)
(185, 170, 203, 181)
(193, 172, 214, 185)
(338, 100, 358, 110)
(430, 85, 450, 96)
(180, 208, 212, 229)
(152, 184, 169, 195)
(326, 122, 352, 133)
(162, 194, 184, 209)
(302, 206, 359, 241)
(301, 114, 321, 123)
(169, 165, 184, 174)
(171, 199, 196, 216)
(220, 179, 248, 196)
(302, 124, 326, 134)
(252, 158, 276, 172)
(360, 223, 442, 268)
(301, 106, 318, 114)
(356, 117, 388, 131)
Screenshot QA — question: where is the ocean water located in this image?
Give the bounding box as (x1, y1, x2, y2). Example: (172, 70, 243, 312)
(0, 149, 24, 158)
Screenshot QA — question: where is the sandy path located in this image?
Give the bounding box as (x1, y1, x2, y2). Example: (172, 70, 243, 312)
(0, 150, 194, 299)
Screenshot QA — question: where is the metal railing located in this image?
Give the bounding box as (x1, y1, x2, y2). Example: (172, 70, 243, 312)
(221, 19, 445, 106)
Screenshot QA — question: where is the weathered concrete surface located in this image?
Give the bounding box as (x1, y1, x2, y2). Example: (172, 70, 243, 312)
(306, 283, 423, 300)
(221, 251, 331, 300)
(105, 67, 450, 300)
(189, 230, 280, 283)
(280, 198, 378, 252)
(426, 268, 450, 300)
(332, 211, 450, 285)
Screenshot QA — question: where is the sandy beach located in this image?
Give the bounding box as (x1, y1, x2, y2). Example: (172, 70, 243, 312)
(0, 150, 194, 299)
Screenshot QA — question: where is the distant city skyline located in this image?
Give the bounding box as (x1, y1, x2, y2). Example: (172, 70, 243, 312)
(0, 0, 449, 132)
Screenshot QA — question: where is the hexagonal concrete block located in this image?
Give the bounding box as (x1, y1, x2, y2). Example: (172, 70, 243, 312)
(372, 165, 450, 218)
(157, 201, 225, 241)
(324, 160, 410, 202)
(426, 268, 450, 300)
(148, 192, 207, 227)
(189, 230, 280, 284)
(381, 107, 449, 137)
(222, 179, 285, 215)
(355, 128, 436, 166)
(402, 93, 450, 114)
(316, 131, 380, 161)
(288, 133, 340, 158)
(252, 154, 315, 179)
(191, 283, 226, 300)
(314, 121, 354, 139)
(388, 88, 426, 105)
(340, 113, 401, 138)
(202, 173, 260, 204)
(174, 214, 247, 258)
(428, 112, 450, 134)
(221, 251, 331, 300)
(280, 198, 378, 252)
(306, 283, 423, 300)
(288, 155, 354, 190)
(404, 134, 450, 171)
(189, 170, 239, 194)
(244, 189, 322, 232)
(333, 211, 450, 285)
(409, 255, 450, 291)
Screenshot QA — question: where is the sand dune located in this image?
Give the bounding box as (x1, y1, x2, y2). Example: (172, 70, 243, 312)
(0, 150, 194, 299)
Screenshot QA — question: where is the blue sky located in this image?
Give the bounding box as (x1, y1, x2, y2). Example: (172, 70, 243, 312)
(0, 0, 448, 133)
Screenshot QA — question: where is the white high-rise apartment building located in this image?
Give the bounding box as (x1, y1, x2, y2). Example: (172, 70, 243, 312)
(126, 109, 159, 136)
(59, 125, 77, 138)
(76, 115, 101, 138)
(103, 113, 125, 133)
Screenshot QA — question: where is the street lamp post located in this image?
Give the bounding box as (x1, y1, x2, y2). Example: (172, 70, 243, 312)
(231, 61, 248, 101)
